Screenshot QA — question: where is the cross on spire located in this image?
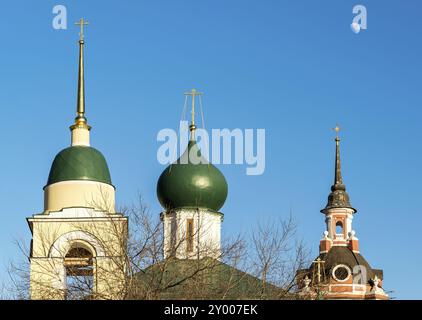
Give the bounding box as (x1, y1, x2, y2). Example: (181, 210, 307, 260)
(333, 124, 341, 140)
(184, 88, 203, 140)
(184, 89, 203, 125)
(75, 18, 89, 41)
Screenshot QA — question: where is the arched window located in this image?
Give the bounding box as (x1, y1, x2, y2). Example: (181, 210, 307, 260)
(335, 221, 343, 235)
(64, 244, 94, 300)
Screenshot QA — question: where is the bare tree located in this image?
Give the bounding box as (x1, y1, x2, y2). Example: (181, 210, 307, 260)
(249, 214, 310, 299)
(6, 195, 309, 300)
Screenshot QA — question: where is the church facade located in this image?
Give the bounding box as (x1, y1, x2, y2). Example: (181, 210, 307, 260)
(27, 22, 387, 300)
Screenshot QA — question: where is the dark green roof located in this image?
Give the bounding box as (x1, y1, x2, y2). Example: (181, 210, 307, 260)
(157, 141, 228, 212)
(46, 146, 112, 186)
(131, 258, 285, 299)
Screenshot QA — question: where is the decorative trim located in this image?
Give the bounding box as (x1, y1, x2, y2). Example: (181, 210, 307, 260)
(43, 179, 115, 191)
(49, 230, 105, 258)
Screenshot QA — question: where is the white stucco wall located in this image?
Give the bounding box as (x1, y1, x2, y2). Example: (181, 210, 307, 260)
(162, 208, 223, 260)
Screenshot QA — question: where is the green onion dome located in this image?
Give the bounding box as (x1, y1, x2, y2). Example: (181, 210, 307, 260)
(157, 140, 228, 212)
(46, 146, 112, 186)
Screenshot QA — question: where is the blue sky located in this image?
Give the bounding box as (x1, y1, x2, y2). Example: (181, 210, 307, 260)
(0, 0, 420, 299)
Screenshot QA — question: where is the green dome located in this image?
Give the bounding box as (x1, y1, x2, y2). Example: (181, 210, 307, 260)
(46, 146, 112, 186)
(157, 141, 228, 212)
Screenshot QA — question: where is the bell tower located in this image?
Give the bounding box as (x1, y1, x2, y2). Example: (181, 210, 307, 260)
(297, 125, 388, 300)
(27, 19, 128, 300)
(319, 125, 357, 254)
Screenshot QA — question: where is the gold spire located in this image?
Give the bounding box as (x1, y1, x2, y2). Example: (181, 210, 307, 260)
(333, 124, 343, 185)
(72, 18, 90, 130)
(184, 88, 203, 140)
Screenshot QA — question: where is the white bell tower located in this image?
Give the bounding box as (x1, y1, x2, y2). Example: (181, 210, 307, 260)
(28, 20, 128, 300)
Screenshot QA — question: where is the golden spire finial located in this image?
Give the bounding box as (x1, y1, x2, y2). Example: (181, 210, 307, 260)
(333, 124, 341, 140)
(71, 18, 90, 130)
(75, 18, 89, 41)
(184, 88, 203, 140)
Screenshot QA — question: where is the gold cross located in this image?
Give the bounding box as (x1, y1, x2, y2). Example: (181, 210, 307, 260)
(184, 88, 203, 99)
(184, 89, 203, 126)
(312, 257, 326, 284)
(333, 124, 341, 139)
(75, 18, 89, 40)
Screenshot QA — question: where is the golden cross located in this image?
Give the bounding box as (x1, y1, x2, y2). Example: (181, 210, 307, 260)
(75, 18, 89, 40)
(184, 89, 203, 126)
(333, 124, 341, 139)
(312, 257, 326, 284)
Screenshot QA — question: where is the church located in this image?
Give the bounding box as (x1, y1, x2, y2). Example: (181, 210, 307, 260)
(26, 21, 388, 300)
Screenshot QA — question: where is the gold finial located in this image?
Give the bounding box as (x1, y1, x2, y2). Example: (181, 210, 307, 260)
(75, 18, 89, 41)
(184, 88, 203, 140)
(333, 124, 341, 140)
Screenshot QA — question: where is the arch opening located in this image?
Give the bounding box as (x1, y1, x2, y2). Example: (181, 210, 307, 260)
(64, 243, 94, 300)
(335, 221, 343, 236)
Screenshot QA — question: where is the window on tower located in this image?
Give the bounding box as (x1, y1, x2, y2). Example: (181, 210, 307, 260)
(186, 219, 194, 253)
(336, 221, 344, 236)
(332, 264, 351, 282)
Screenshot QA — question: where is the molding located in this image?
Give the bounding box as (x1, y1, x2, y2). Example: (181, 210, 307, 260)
(43, 179, 116, 191)
(30, 207, 126, 219)
(49, 230, 105, 258)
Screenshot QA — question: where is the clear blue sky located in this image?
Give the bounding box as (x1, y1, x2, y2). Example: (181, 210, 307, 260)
(0, 0, 420, 299)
